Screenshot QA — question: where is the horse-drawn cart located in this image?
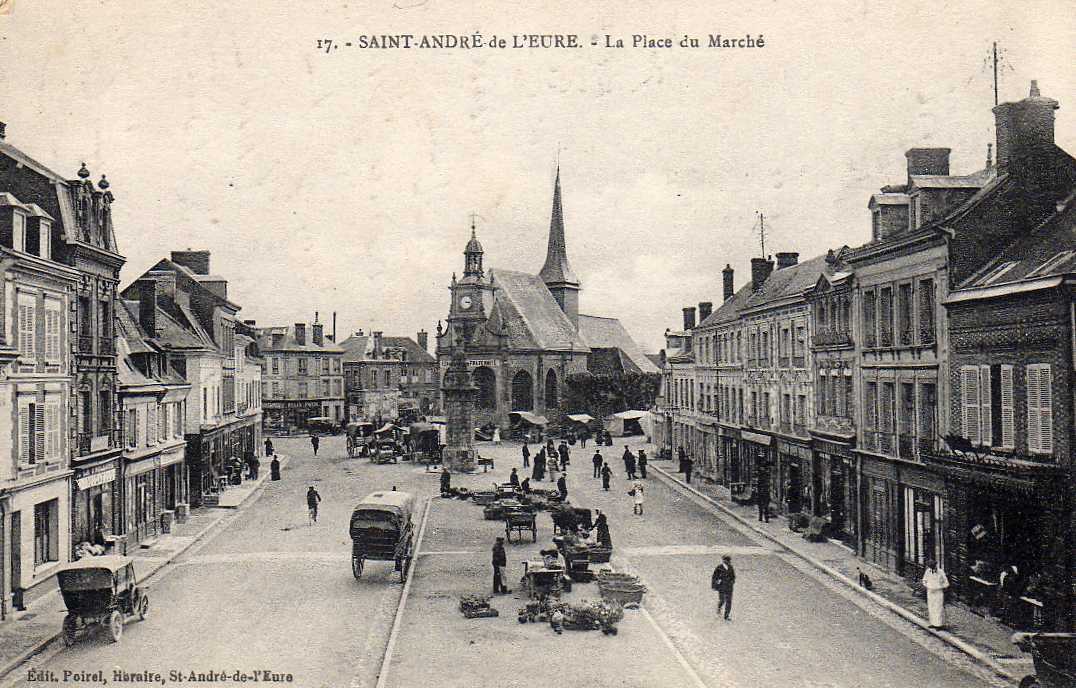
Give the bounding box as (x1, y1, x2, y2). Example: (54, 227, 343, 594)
(505, 509, 538, 543)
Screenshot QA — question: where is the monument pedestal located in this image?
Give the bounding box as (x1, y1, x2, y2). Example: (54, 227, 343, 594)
(441, 345, 479, 473)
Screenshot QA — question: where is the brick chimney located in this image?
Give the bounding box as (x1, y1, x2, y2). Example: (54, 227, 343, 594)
(698, 302, 713, 322)
(312, 323, 324, 346)
(905, 148, 951, 185)
(417, 329, 428, 352)
(682, 307, 696, 331)
(0, 122, 6, 140)
(136, 278, 158, 336)
(170, 249, 211, 275)
(751, 257, 774, 292)
(722, 264, 734, 302)
(373, 331, 384, 358)
(271, 332, 284, 348)
(776, 252, 799, 269)
(294, 323, 306, 345)
(993, 80, 1059, 178)
(243, 319, 256, 326)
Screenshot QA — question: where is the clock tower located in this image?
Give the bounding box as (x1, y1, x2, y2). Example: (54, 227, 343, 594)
(446, 223, 495, 347)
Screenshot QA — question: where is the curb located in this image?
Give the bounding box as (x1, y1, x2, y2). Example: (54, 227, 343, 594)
(0, 455, 289, 684)
(649, 465, 1020, 685)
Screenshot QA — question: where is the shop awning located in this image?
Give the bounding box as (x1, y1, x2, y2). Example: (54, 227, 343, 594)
(741, 431, 772, 446)
(566, 413, 594, 423)
(510, 411, 549, 426)
(612, 410, 649, 420)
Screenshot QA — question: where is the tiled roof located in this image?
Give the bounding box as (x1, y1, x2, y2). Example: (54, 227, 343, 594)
(488, 268, 589, 352)
(742, 254, 830, 310)
(698, 283, 754, 327)
(338, 334, 370, 363)
(909, 170, 992, 189)
(382, 336, 436, 364)
(0, 140, 69, 183)
(117, 301, 154, 355)
(577, 314, 658, 373)
(256, 324, 345, 354)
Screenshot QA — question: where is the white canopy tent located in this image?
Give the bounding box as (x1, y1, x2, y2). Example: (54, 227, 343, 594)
(605, 410, 652, 437)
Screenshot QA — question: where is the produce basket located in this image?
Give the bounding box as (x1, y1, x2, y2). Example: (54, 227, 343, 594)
(459, 594, 499, 619)
(471, 491, 497, 506)
(597, 572, 646, 606)
(588, 546, 612, 563)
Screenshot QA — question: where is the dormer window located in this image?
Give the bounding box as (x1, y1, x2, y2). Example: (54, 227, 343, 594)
(978, 261, 1020, 285)
(1026, 250, 1076, 278)
(12, 209, 26, 251)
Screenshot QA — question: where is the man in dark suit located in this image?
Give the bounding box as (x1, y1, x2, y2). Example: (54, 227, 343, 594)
(711, 555, 736, 621)
(492, 537, 509, 594)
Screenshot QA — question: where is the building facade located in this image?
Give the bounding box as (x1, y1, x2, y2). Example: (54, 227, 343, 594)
(257, 321, 344, 430)
(340, 330, 439, 423)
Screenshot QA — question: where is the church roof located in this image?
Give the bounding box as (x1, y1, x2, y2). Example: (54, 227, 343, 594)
(577, 314, 659, 373)
(488, 268, 589, 352)
(537, 167, 580, 286)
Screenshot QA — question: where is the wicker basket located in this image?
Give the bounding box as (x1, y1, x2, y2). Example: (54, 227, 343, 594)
(588, 547, 612, 563)
(598, 583, 646, 606)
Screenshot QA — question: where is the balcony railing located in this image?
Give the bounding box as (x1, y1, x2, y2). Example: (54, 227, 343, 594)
(863, 430, 895, 454)
(78, 431, 114, 456)
(811, 330, 854, 348)
(792, 355, 806, 368)
(78, 334, 94, 353)
(778, 356, 790, 369)
(98, 337, 114, 355)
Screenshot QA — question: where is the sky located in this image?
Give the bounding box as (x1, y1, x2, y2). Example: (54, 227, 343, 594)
(1, 1, 1073, 352)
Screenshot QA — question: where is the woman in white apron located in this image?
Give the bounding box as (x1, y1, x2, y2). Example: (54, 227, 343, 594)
(922, 560, 949, 628)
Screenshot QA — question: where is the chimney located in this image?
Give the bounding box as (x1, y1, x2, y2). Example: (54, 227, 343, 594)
(993, 80, 1059, 177)
(294, 323, 306, 345)
(312, 323, 324, 346)
(355, 328, 365, 337)
(243, 319, 256, 326)
(682, 307, 696, 331)
(776, 252, 799, 269)
(417, 329, 429, 352)
(332, 312, 337, 342)
(170, 249, 211, 275)
(373, 331, 384, 358)
(722, 264, 734, 302)
(751, 257, 774, 291)
(271, 332, 284, 348)
(698, 302, 713, 322)
(136, 278, 158, 336)
(0, 122, 6, 140)
(905, 148, 951, 184)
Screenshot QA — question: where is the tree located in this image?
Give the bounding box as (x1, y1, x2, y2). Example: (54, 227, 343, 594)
(562, 372, 661, 423)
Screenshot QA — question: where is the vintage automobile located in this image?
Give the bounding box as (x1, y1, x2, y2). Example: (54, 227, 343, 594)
(306, 416, 339, 435)
(349, 490, 417, 582)
(346, 421, 376, 457)
(56, 556, 149, 644)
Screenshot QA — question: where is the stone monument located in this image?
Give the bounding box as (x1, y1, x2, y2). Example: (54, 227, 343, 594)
(441, 341, 477, 472)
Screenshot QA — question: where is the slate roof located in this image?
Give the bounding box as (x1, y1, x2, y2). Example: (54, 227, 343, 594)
(577, 314, 658, 373)
(338, 334, 371, 363)
(256, 324, 345, 354)
(958, 196, 1076, 289)
(338, 334, 435, 364)
(909, 170, 993, 189)
(741, 254, 830, 311)
(698, 282, 754, 327)
(537, 168, 579, 286)
(487, 268, 589, 352)
(645, 353, 663, 369)
(382, 336, 436, 364)
(116, 301, 154, 355)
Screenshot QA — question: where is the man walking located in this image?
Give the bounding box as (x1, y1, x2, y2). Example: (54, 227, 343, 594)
(711, 555, 736, 621)
(622, 446, 637, 480)
(522, 441, 530, 468)
(306, 486, 322, 524)
(601, 463, 613, 491)
(264, 437, 274, 457)
(637, 449, 648, 479)
(492, 537, 509, 594)
(311, 434, 320, 457)
(558, 441, 570, 471)
(592, 450, 603, 478)
(557, 474, 568, 500)
(683, 454, 694, 484)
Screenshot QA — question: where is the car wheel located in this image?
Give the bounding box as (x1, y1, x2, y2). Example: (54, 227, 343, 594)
(138, 595, 149, 621)
(108, 610, 123, 642)
(352, 555, 364, 579)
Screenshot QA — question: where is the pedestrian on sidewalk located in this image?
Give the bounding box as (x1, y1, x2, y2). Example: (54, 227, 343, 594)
(630, 480, 645, 515)
(711, 555, 736, 621)
(592, 450, 604, 478)
(546, 453, 559, 482)
(264, 437, 274, 457)
(522, 441, 530, 468)
(440, 467, 452, 496)
(558, 441, 570, 470)
(557, 474, 568, 500)
(594, 510, 612, 548)
(756, 470, 771, 523)
(677, 445, 686, 473)
(510, 467, 521, 490)
(601, 463, 612, 491)
(683, 454, 694, 484)
(637, 449, 647, 479)
(311, 434, 320, 456)
(492, 537, 510, 594)
(493, 427, 502, 446)
(270, 455, 281, 481)
(249, 454, 260, 481)
(922, 560, 950, 629)
(622, 446, 637, 480)
(306, 486, 321, 524)
(533, 448, 545, 482)
(580, 430, 588, 448)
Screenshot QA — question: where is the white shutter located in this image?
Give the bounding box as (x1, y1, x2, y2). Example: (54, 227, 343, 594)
(1026, 366, 1042, 453)
(979, 365, 992, 447)
(18, 402, 31, 463)
(1037, 365, 1053, 455)
(47, 401, 61, 459)
(18, 301, 35, 356)
(999, 365, 1015, 449)
(34, 403, 45, 462)
(960, 367, 980, 444)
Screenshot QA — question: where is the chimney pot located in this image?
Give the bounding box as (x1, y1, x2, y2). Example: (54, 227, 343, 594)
(751, 257, 775, 292)
(722, 264, 735, 302)
(698, 302, 713, 322)
(170, 250, 211, 275)
(312, 323, 324, 346)
(776, 252, 799, 269)
(682, 307, 696, 331)
(417, 329, 429, 352)
(294, 323, 307, 345)
(993, 81, 1059, 177)
(905, 148, 951, 183)
(0, 122, 6, 140)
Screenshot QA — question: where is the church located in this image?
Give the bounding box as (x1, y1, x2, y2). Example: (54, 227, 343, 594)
(436, 168, 657, 429)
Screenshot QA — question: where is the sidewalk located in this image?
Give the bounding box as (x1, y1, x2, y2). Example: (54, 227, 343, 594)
(648, 461, 1032, 684)
(0, 454, 289, 682)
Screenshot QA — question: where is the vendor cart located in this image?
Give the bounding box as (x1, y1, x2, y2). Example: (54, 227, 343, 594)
(346, 421, 375, 458)
(521, 561, 566, 600)
(504, 509, 538, 543)
(1012, 632, 1076, 688)
(349, 490, 416, 582)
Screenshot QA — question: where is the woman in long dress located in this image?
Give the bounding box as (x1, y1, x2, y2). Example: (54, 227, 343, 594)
(922, 560, 950, 628)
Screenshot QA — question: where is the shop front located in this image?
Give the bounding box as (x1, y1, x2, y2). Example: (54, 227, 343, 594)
(72, 459, 120, 551)
(159, 445, 187, 523)
(737, 431, 773, 497)
(859, 454, 899, 572)
(811, 437, 858, 548)
(775, 438, 812, 515)
(124, 454, 161, 547)
(717, 425, 740, 485)
(5, 472, 73, 610)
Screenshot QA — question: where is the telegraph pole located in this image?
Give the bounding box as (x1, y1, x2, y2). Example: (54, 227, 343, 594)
(992, 41, 999, 106)
(756, 211, 766, 258)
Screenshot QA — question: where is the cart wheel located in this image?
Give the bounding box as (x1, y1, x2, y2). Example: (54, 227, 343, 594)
(108, 610, 123, 642)
(137, 594, 149, 621)
(352, 554, 364, 579)
(62, 614, 78, 646)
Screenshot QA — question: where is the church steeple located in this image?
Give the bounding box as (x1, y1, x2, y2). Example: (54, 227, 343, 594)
(538, 166, 581, 325)
(463, 220, 484, 279)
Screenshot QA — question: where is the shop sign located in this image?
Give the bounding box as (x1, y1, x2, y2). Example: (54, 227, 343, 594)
(127, 456, 162, 477)
(160, 448, 184, 467)
(75, 467, 116, 491)
(741, 431, 771, 446)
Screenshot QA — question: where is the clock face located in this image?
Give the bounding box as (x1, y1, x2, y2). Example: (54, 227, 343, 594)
(459, 295, 473, 310)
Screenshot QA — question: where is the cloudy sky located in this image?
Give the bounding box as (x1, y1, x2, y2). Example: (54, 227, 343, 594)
(1, 1, 1073, 352)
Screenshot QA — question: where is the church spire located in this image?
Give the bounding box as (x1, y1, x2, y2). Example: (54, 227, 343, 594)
(538, 166, 580, 287)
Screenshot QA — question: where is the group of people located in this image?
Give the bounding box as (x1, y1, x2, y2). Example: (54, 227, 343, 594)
(523, 439, 573, 484)
(676, 446, 695, 484)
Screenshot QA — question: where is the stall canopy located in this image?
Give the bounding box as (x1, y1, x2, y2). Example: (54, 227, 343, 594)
(510, 411, 549, 426)
(605, 410, 652, 437)
(375, 423, 399, 435)
(566, 413, 595, 424)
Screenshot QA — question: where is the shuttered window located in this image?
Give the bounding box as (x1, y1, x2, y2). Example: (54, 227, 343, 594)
(999, 365, 1015, 449)
(960, 366, 980, 445)
(46, 400, 60, 460)
(979, 365, 992, 447)
(18, 294, 35, 357)
(44, 301, 61, 362)
(1026, 364, 1053, 455)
